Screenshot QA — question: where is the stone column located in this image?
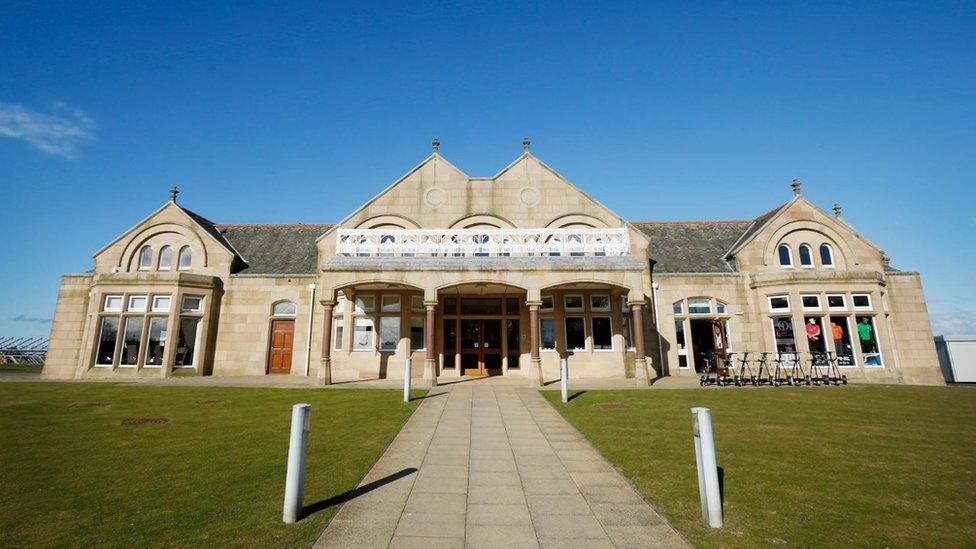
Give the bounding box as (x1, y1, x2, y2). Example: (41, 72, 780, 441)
(319, 299, 335, 386)
(527, 300, 543, 387)
(630, 300, 650, 386)
(423, 300, 438, 388)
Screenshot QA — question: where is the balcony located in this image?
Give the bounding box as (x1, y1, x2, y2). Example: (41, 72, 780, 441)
(335, 227, 631, 258)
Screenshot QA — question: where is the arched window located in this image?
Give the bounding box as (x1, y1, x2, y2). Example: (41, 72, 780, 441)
(820, 243, 835, 267)
(778, 244, 793, 267)
(158, 246, 173, 270)
(138, 246, 153, 270)
(178, 246, 192, 270)
(798, 244, 813, 267)
(272, 301, 297, 316)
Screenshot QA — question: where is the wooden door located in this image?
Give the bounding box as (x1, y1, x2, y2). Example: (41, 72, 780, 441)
(482, 320, 503, 375)
(506, 319, 520, 370)
(460, 320, 482, 375)
(268, 319, 295, 374)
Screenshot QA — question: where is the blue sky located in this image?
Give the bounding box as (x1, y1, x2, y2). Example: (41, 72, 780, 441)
(1, 1, 974, 337)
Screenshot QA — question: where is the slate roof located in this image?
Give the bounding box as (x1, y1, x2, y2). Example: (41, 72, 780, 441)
(217, 224, 332, 275)
(633, 221, 753, 273)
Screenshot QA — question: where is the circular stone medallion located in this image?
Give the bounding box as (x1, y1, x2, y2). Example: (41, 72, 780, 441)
(424, 187, 447, 207)
(519, 187, 541, 206)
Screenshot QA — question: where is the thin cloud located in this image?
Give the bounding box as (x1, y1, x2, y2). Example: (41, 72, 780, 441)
(0, 100, 96, 158)
(930, 308, 976, 336)
(10, 315, 52, 325)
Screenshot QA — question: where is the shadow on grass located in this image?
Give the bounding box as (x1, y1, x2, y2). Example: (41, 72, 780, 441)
(567, 391, 586, 402)
(301, 467, 418, 518)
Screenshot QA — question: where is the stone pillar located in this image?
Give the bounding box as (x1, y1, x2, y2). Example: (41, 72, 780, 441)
(630, 300, 650, 386)
(423, 300, 438, 388)
(319, 299, 335, 386)
(527, 300, 543, 387)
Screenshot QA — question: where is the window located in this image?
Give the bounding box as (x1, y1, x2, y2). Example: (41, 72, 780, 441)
(565, 317, 586, 350)
(461, 298, 501, 315)
(688, 298, 711, 315)
(95, 317, 119, 366)
(381, 295, 401, 312)
(127, 295, 147, 312)
(622, 314, 634, 349)
(852, 294, 872, 310)
(857, 316, 883, 366)
(830, 316, 856, 367)
(158, 246, 173, 270)
(564, 295, 584, 311)
(174, 318, 199, 367)
(799, 244, 813, 268)
(820, 244, 835, 267)
(675, 320, 688, 368)
(332, 317, 343, 351)
(119, 317, 145, 366)
(801, 295, 821, 310)
(138, 245, 153, 270)
(153, 295, 172, 312)
(771, 317, 797, 356)
(335, 294, 348, 314)
(353, 317, 374, 350)
(272, 301, 297, 316)
(178, 246, 192, 270)
(778, 244, 793, 267)
(590, 295, 611, 312)
(804, 317, 827, 354)
(827, 294, 846, 310)
(540, 318, 556, 350)
(673, 301, 683, 314)
(411, 296, 424, 312)
(144, 317, 168, 367)
(540, 296, 554, 312)
(410, 317, 425, 350)
(716, 301, 727, 314)
(356, 295, 375, 313)
(768, 295, 790, 312)
(506, 297, 519, 314)
(379, 317, 400, 351)
(180, 296, 203, 313)
(591, 317, 612, 350)
(104, 295, 123, 312)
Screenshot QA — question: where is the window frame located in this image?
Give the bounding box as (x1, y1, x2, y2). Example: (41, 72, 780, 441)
(381, 295, 401, 312)
(688, 298, 712, 315)
(138, 245, 153, 270)
(177, 246, 192, 270)
(768, 295, 791, 312)
(378, 316, 401, 352)
(143, 316, 168, 368)
(826, 294, 846, 311)
(798, 243, 814, 268)
(352, 316, 375, 351)
(777, 244, 793, 268)
(158, 245, 173, 270)
(564, 315, 587, 351)
(852, 293, 873, 311)
(127, 295, 148, 312)
(539, 317, 557, 351)
(409, 316, 425, 351)
(564, 294, 584, 312)
(540, 296, 554, 312)
(152, 295, 172, 313)
(820, 243, 835, 268)
(104, 295, 124, 312)
(272, 301, 297, 317)
(356, 295, 376, 313)
(590, 316, 613, 351)
(589, 294, 611, 312)
(800, 294, 822, 311)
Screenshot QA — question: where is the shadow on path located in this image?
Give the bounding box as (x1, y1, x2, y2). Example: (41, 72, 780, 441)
(301, 467, 418, 519)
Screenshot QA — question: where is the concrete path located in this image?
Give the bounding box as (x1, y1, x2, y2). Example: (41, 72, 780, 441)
(315, 383, 689, 548)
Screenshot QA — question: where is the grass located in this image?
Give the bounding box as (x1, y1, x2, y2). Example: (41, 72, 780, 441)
(0, 362, 43, 373)
(544, 385, 976, 548)
(0, 383, 423, 547)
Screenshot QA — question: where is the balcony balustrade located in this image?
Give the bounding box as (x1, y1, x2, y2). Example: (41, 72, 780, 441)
(335, 227, 631, 258)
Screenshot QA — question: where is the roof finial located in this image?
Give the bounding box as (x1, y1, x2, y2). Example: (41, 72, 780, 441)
(432, 137, 440, 153)
(881, 252, 891, 267)
(833, 202, 842, 217)
(169, 185, 179, 203)
(790, 179, 801, 196)
(522, 137, 531, 153)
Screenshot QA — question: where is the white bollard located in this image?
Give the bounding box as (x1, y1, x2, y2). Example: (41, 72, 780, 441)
(692, 407, 723, 528)
(403, 358, 412, 403)
(560, 357, 569, 403)
(283, 403, 311, 524)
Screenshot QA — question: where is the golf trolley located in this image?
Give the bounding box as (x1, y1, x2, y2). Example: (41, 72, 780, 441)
(731, 352, 756, 386)
(809, 352, 848, 386)
(699, 352, 734, 387)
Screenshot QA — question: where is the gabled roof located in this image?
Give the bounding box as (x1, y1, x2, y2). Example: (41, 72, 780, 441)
(217, 224, 333, 274)
(633, 221, 753, 273)
(177, 205, 247, 263)
(722, 200, 792, 259)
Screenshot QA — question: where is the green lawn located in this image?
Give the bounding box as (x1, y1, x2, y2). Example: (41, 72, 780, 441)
(544, 385, 976, 548)
(0, 383, 422, 547)
(0, 362, 43, 373)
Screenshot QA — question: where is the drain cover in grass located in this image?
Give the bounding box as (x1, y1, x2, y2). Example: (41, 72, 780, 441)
(70, 402, 110, 409)
(122, 418, 169, 425)
(596, 403, 632, 410)
(195, 399, 227, 405)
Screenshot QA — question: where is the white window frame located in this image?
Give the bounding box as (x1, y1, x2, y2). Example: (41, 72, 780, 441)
(800, 294, 821, 311)
(174, 317, 201, 368)
(826, 294, 846, 311)
(151, 295, 172, 313)
(820, 243, 835, 268)
(589, 294, 611, 312)
(104, 295, 124, 312)
(410, 316, 425, 351)
(143, 316, 168, 368)
(94, 316, 120, 366)
(798, 243, 814, 268)
(778, 244, 794, 268)
(353, 317, 375, 351)
(675, 319, 689, 368)
(181, 296, 203, 313)
(118, 316, 145, 368)
(564, 316, 587, 351)
(378, 316, 400, 352)
(138, 245, 153, 270)
(127, 295, 148, 312)
(564, 294, 584, 312)
(540, 296, 554, 312)
(688, 298, 711, 315)
(381, 295, 401, 312)
(716, 301, 728, 314)
(178, 246, 192, 270)
(852, 293, 873, 311)
(158, 245, 173, 271)
(540, 317, 557, 351)
(271, 301, 297, 317)
(673, 300, 684, 315)
(829, 315, 858, 368)
(857, 316, 884, 367)
(590, 316, 613, 351)
(768, 295, 791, 312)
(356, 295, 375, 313)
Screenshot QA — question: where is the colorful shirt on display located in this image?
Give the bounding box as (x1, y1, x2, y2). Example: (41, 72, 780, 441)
(831, 323, 844, 340)
(858, 321, 873, 341)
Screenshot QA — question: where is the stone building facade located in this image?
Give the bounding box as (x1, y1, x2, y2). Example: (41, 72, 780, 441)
(42, 144, 945, 386)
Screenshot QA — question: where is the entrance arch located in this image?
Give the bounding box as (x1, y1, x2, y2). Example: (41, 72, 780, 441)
(437, 282, 527, 377)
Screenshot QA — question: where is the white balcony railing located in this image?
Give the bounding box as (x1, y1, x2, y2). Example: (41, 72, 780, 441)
(335, 227, 631, 258)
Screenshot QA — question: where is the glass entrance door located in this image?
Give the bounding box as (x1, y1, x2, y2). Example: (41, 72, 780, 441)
(459, 319, 503, 376)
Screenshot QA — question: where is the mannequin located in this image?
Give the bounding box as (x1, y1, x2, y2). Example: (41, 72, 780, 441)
(805, 318, 821, 340)
(831, 321, 844, 341)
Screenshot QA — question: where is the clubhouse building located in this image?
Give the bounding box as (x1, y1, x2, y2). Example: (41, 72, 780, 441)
(42, 141, 944, 386)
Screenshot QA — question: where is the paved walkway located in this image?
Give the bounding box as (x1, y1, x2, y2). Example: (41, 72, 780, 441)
(315, 384, 689, 548)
